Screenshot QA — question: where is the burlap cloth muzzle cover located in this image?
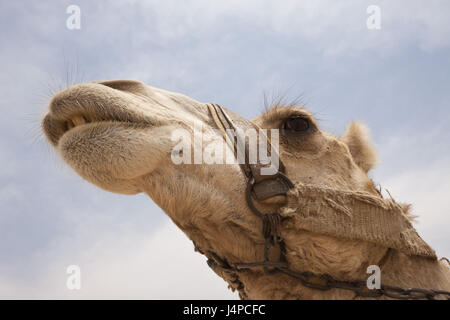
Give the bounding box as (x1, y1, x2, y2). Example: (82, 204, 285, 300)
(279, 183, 437, 259)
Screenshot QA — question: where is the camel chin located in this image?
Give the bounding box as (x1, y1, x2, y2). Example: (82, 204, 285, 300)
(56, 121, 161, 195)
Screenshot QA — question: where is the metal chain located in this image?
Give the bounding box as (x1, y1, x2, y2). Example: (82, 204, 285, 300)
(207, 258, 450, 300)
(275, 265, 450, 300)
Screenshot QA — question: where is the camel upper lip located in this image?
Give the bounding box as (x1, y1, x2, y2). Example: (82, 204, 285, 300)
(42, 83, 153, 146)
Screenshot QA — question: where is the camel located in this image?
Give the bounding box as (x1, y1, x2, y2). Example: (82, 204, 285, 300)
(41, 79, 450, 299)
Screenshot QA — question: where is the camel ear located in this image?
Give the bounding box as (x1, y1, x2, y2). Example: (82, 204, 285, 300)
(340, 122, 378, 173)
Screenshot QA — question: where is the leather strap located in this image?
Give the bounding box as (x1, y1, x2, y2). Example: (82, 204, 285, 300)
(207, 103, 291, 201)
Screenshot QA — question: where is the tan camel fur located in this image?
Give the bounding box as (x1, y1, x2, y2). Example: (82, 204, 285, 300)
(42, 80, 450, 299)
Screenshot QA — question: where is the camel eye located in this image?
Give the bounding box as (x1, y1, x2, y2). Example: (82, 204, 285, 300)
(284, 117, 310, 132)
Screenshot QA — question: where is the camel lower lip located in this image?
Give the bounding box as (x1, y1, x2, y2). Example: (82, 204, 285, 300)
(57, 121, 158, 184)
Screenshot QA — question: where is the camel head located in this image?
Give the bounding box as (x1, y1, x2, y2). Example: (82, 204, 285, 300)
(42, 80, 389, 298)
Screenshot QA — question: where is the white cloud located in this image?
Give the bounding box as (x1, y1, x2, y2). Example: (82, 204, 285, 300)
(378, 160, 450, 256)
(128, 0, 450, 56)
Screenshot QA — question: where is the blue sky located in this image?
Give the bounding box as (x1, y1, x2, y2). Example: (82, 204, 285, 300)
(0, 1, 449, 298)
